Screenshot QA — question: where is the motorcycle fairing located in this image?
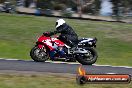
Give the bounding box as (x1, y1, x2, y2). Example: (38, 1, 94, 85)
(37, 35, 65, 50)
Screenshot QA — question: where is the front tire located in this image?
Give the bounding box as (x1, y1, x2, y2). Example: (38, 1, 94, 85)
(30, 46, 48, 62)
(76, 48, 98, 65)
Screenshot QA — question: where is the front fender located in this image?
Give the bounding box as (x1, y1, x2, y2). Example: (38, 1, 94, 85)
(36, 42, 50, 52)
(36, 42, 45, 49)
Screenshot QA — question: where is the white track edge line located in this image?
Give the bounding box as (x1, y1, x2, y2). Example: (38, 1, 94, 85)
(94, 64, 132, 68)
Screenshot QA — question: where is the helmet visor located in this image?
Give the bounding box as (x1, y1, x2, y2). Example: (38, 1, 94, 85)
(55, 22, 58, 27)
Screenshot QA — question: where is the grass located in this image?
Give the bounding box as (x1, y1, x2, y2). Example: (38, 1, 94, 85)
(0, 73, 131, 88)
(0, 13, 132, 66)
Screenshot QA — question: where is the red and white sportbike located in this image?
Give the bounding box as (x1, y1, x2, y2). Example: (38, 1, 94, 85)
(30, 32, 98, 65)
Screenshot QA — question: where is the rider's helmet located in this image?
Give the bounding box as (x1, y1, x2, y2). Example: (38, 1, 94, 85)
(55, 19, 66, 28)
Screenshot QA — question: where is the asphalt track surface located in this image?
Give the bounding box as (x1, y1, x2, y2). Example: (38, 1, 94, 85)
(0, 59, 132, 76)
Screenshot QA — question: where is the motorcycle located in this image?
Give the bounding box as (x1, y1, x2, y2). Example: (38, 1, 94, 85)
(0, 2, 15, 13)
(30, 32, 98, 65)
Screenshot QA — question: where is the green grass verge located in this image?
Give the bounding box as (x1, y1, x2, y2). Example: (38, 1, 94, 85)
(0, 73, 131, 88)
(0, 13, 132, 66)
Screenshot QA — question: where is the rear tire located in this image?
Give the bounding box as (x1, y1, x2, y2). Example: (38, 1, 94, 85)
(30, 46, 48, 62)
(76, 48, 98, 65)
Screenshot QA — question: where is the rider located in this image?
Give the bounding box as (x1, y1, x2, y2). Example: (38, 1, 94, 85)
(44, 19, 78, 49)
(44, 19, 78, 60)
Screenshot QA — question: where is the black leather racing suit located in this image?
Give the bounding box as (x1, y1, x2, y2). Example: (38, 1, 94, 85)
(49, 23, 78, 48)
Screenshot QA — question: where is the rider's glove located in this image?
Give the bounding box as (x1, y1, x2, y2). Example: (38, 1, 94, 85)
(43, 32, 50, 37)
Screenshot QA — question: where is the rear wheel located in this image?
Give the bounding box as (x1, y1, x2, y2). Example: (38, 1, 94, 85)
(30, 46, 49, 62)
(76, 48, 98, 65)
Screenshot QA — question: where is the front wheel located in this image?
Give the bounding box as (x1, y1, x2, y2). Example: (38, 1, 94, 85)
(30, 46, 49, 62)
(76, 48, 98, 65)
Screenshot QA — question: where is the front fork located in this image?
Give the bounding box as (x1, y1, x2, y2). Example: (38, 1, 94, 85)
(35, 43, 50, 58)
